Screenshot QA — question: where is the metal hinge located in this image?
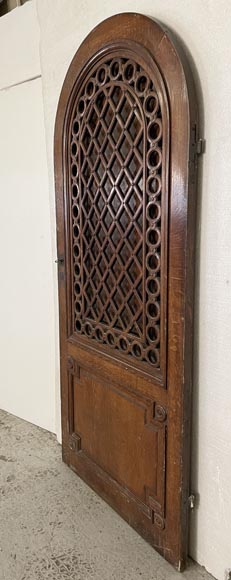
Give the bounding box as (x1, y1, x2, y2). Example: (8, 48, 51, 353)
(192, 123, 206, 156)
(189, 125, 205, 183)
(188, 493, 196, 510)
(55, 257, 64, 265)
(196, 137, 206, 156)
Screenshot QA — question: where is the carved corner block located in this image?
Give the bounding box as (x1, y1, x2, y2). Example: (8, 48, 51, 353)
(145, 401, 167, 429)
(153, 513, 165, 530)
(67, 356, 80, 378)
(145, 490, 166, 530)
(69, 433, 81, 453)
(145, 501, 166, 530)
(154, 404, 167, 423)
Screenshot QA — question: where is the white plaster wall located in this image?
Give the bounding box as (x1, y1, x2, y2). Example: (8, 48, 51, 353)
(36, 1, 231, 579)
(0, 2, 40, 89)
(0, 2, 56, 433)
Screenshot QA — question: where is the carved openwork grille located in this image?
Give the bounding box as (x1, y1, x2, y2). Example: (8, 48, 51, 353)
(68, 55, 166, 373)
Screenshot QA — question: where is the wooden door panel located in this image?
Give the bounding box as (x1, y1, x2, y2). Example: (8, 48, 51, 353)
(66, 342, 167, 513)
(55, 13, 198, 570)
(75, 372, 164, 501)
(66, 361, 166, 535)
(67, 359, 166, 514)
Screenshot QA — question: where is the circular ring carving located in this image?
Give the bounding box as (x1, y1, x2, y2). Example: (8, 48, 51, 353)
(85, 78, 96, 99)
(106, 331, 115, 346)
(146, 347, 159, 366)
(73, 224, 79, 239)
(146, 276, 160, 298)
(147, 174, 161, 197)
(146, 252, 160, 274)
(110, 58, 122, 80)
(123, 60, 137, 84)
(147, 324, 160, 346)
(84, 322, 93, 336)
(147, 119, 162, 144)
(74, 263, 80, 277)
(95, 326, 104, 342)
(71, 141, 78, 157)
(146, 227, 161, 249)
(132, 341, 143, 359)
(74, 282, 81, 296)
(71, 163, 78, 178)
(147, 300, 160, 322)
(72, 184, 78, 198)
(73, 204, 79, 219)
(68, 53, 165, 372)
(147, 147, 162, 171)
(96, 64, 108, 85)
(146, 201, 161, 223)
(135, 73, 149, 96)
(77, 97, 85, 116)
(73, 243, 80, 258)
(75, 301, 81, 313)
(119, 336, 129, 352)
(73, 119, 79, 136)
(75, 319, 82, 332)
(144, 91, 159, 117)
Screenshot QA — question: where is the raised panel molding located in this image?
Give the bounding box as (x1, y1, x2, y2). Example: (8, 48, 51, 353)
(66, 355, 166, 529)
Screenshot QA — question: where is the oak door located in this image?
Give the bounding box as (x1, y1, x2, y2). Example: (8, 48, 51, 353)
(54, 13, 198, 570)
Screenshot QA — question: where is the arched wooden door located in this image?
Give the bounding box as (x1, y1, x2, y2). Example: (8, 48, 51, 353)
(54, 13, 198, 570)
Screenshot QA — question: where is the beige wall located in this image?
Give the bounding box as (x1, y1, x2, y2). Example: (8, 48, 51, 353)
(1, 0, 30, 15)
(36, 2, 231, 580)
(0, 1, 40, 88)
(0, 2, 56, 432)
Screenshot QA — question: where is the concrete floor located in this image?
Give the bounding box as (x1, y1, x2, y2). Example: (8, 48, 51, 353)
(0, 409, 215, 580)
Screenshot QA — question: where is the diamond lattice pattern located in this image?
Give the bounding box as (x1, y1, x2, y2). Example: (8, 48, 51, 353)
(80, 86, 144, 338)
(70, 56, 163, 370)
